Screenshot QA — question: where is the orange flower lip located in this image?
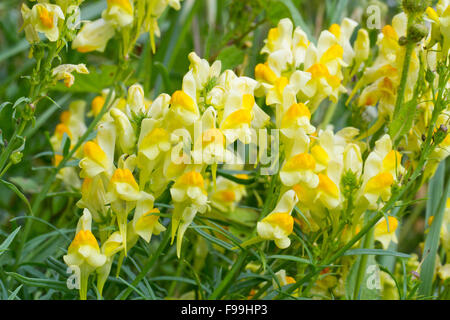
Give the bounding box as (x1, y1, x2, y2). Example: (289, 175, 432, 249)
(68, 229, 100, 252)
(38, 6, 54, 29)
(284, 153, 316, 171)
(111, 168, 139, 190)
(176, 171, 205, 188)
(262, 212, 294, 234)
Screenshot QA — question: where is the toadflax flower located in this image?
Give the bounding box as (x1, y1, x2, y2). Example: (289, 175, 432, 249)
(107, 168, 143, 253)
(170, 171, 209, 257)
(52, 64, 89, 88)
(257, 190, 299, 249)
(356, 134, 404, 211)
(102, 0, 134, 28)
(374, 216, 399, 249)
(29, 3, 65, 42)
(72, 18, 115, 53)
(64, 209, 106, 300)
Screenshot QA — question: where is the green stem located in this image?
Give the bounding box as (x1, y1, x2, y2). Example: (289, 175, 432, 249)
(389, 39, 414, 136)
(118, 225, 172, 300)
(0, 119, 27, 173)
(79, 266, 89, 300)
(0, 161, 12, 179)
(352, 221, 374, 299)
(208, 251, 248, 300)
(319, 101, 337, 130)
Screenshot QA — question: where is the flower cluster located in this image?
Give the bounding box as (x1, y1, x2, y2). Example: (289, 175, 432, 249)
(44, 0, 450, 300)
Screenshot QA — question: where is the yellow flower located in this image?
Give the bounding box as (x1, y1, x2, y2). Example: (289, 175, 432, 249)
(426, 1, 450, 59)
(273, 269, 296, 289)
(354, 28, 370, 66)
(315, 173, 341, 209)
(130, 193, 166, 244)
(343, 143, 363, 177)
(103, 0, 134, 27)
(170, 171, 209, 257)
(50, 101, 87, 155)
(72, 18, 115, 53)
(374, 216, 399, 249)
(138, 122, 171, 161)
(355, 13, 420, 116)
(357, 134, 403, 210)
(109, 168, 141, 202)
(327, 18, 358, 65)
(188, 52, 222, 91)
(261, 18, 294, 54)
(107, 168, 144, 254)
(170, 171, 208, 210)
(193, 108, 233, 165)
(110, 108, 136, 154)
(63, 210, 106, 300)
(91, 95, 106, 116)
(77, 177, 108, 222)
(52, 64, 89, 88)
(278, 88, 315, 140)
(255, 63, 278, 84)
(144, 0, 183, 53)
(438, 264, 450, 281)
(168, 72, 200, 127)
(220, 75, 268, 144)
(280, 152, 319, 188)
(79, 120, 116, 178)
(127, 83, 146, 115)
(257, 190, 298, 249)
(210, 176, 247, 213)
(20, 4, 39, 44)
(30, 3, 65, 42)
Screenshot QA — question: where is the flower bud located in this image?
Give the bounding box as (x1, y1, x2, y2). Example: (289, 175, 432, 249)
(398, 36, 409, 46)
(402, 0, 431, 15)
(433, 125, 448, 145)
(343, 143, 363, 178)
(425, 69, 435, 84)
(10, 151, 23, 164)
(110, 108, 136, 154)
(354, 29, 370, 63)
(127, 84, 145, 116)
(407, 23, 428, 43)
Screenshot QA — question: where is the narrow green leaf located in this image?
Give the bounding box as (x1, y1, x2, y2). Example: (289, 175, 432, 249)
(343, 248, 411, 258)
(419, 166, 449, 297)
(0, 179, 32, 214)
(0, 226, 21, 257)
(8, 285, 22, 300)
(6, 272, 72, 293)
(9, 177, 41, 194)
(266, 254, 312, 265)
(61, 133, 71, 157)
(425, 162, 445, 226)
(329, 0, 348, 24)
(0, 101, 11, 114)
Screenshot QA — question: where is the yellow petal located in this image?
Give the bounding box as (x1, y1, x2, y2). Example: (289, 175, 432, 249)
(317, 173, 339, 198)
(83, 141, 107, 165)
(262, 212, 294, 235)
(365, 172, 394, 193)
(111, 168, 139, 191)
(283, 153, 316, 171)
